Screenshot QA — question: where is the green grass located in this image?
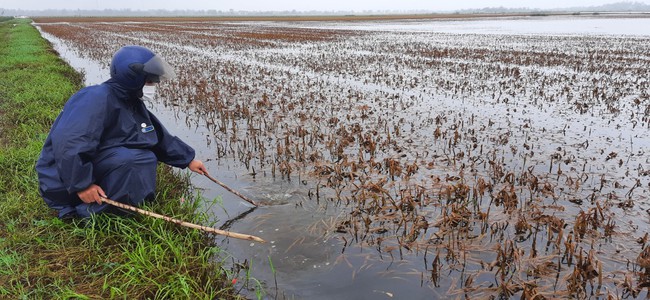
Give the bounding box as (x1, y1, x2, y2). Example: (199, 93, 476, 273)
(0, 18, 240, 299)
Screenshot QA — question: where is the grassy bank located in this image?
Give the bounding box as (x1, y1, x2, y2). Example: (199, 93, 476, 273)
(0, 18, 237, 299)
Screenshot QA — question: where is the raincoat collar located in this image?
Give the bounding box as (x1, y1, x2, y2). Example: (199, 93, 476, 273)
(104, 78, 144, 101)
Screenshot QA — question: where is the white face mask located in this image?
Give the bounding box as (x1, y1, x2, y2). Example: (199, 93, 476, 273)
(142, 85, 156, 102)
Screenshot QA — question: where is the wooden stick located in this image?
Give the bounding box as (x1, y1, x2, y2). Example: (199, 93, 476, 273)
(203, 173, 259, 207)
(101, 197, 265, 243)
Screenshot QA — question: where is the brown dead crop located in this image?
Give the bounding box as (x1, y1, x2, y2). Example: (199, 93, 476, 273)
(34, 16, 650, 298)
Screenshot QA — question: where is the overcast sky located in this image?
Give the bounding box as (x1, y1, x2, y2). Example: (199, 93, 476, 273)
(3, 0, 650, 12)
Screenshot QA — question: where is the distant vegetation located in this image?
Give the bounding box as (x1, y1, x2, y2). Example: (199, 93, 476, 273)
(2, 1, 650, 17)
(457, 1, 650, 13)
(0, 16, 13, 22)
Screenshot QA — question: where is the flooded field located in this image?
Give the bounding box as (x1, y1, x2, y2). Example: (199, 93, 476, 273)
(34, 15, 650, 299)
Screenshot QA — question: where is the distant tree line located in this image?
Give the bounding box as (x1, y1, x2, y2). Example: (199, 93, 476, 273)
(0, 8, 436, 17)
(456, 1, 650, 14)
(2, 1, 649, 17)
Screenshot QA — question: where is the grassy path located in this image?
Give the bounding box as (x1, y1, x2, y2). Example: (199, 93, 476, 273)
(0, 18, 238, 299)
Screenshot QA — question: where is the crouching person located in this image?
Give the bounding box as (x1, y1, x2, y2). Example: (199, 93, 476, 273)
(36, 45, 207, 219)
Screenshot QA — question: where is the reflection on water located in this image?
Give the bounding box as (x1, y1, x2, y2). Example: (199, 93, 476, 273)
(273, 15, 650, 36)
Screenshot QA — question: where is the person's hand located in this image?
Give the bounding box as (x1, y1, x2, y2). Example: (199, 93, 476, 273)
(77, 184, 106, 204)
(189, 159, 208, 175)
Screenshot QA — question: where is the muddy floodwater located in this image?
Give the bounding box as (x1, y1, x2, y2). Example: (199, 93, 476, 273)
(35, 15, 650, 299)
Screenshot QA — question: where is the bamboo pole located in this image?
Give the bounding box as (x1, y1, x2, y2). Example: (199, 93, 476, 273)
(101, 197, 265, 243)
(203, 173, 259, 207)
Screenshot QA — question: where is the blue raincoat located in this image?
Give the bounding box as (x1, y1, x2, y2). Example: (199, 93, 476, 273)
(36, 46, 194, 218)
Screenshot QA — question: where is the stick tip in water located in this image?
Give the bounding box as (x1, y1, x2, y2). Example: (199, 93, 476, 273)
(251, 237, 266, 243)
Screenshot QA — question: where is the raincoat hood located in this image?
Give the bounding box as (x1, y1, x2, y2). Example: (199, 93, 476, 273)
(109, 45, 176, 91)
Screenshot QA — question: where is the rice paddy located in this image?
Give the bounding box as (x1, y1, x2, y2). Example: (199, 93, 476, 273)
(33, 15, 650, 299)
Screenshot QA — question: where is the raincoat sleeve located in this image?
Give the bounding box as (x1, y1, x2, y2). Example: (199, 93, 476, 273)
(49, 88, 108, 194)
(148, 111, 196, 168)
